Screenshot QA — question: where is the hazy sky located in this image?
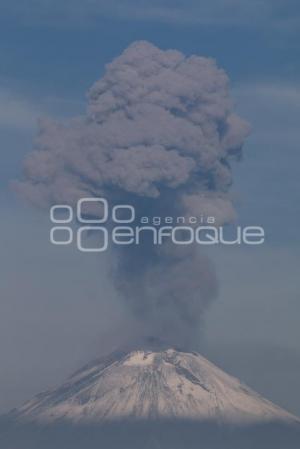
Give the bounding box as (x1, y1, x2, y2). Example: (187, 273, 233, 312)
(0, 0, 300, 416)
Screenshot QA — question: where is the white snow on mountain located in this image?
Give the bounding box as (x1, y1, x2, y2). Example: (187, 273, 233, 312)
(13, 346, 300, 426)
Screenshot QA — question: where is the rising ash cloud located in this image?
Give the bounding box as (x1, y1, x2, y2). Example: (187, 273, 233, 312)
(14, 41, 250, 347)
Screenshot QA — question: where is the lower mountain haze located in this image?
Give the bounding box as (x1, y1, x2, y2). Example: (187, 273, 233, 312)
(1, 341, 300, 449)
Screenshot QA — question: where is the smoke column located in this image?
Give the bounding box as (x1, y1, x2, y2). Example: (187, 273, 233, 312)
(15, 41, 250, 347)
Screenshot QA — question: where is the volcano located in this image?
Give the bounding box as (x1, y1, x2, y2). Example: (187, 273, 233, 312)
(2, 341, 300, 449)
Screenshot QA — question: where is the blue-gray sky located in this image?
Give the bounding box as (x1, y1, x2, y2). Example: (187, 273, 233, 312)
(0, 0, 300, 416)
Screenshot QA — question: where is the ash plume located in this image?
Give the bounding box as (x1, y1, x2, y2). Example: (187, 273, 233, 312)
(15, 41, 250, 347)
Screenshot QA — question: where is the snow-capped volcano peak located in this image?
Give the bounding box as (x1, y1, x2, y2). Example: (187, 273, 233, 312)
(13, 346, 299, 426)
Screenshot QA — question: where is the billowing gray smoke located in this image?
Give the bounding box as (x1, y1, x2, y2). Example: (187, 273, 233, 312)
(15, 41, 250, 347)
